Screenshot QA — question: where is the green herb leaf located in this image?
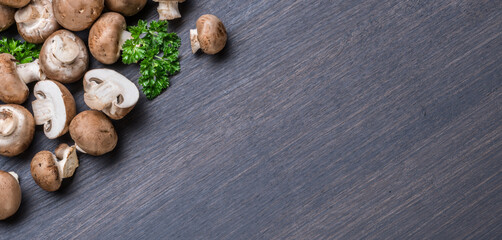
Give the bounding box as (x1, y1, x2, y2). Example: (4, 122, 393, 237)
(122, 20, 181, 100)
(0, 38, 41, 64)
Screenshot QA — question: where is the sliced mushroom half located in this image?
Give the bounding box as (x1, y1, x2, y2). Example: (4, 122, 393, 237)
(32, 80, 76, 139)
(83, 69, 139, 120)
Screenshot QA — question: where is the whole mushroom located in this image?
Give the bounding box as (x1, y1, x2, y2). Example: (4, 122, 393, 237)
(15, 0, 60, 44)
(88, 12, 132, 65)
(0, 53, 45, 104)
(153, 0, 185, 20)
(84, 69, 139, 120)
(69, 110, 118, 156)
(190, 14, 227, 54)
(0, 104, 35, 157)
(0, 0, 30, 8)
(105, 0, 147, 17)
(53, 0, 104, 31)
(31, 144, 79, 192)
(40, 30, 89, 83)
(0, 171, 21, 220)
(0, 5, 15, 32)
(32, 80, 76, 139)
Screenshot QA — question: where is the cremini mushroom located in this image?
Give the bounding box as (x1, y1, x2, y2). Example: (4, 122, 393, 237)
(15, 0, 60, 44)
(0, 104, 35, 157)
(0, 53, 46, 104)
(31, 144, 79, 192)
(40, 30, 89, 83)
(32, 80, 76, 139)
(88, 12, 132, 65)
(53, 0, 104, 31)
(190, 14, 227, 54)
(0, 5, 15, 32)
(69, 110, 118, 156)
(153, 0, 185, 20)
(105, 0, 146, 17)
(84, 69, 139, 120)
(0, 170, 21, 220)
(0, 0, 30, 8)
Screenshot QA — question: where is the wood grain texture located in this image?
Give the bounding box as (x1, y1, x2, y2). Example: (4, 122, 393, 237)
(1, 0, 501, 239)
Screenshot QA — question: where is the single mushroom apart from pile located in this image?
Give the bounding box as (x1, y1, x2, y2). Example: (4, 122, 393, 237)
(52, 0, 104, 31)
(89, 12, 132, 65)
(32, 80, 76, 139)
(15, 0, 60, 44)
(84, 69, 139, 120)
(69, 110, 118, 156)
(0, 104, 35, 157)
(153, 0, 185, 20)
(0, 170, 21, 220)
(31, 144, 78, 192)
(40, 30, 89, 84)
(191, 14, 227, 54)
(0, 5, 15, 32)
(105, 0, 146, 17)
(0, 0, 30, 8)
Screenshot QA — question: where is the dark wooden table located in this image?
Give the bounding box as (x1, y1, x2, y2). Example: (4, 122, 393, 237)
(1, 0, 501, 239)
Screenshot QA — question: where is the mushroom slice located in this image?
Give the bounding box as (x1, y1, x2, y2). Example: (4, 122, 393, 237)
(32, 80, 76, 139)
(15, 0, 60, 44)
(153, 0, 185, 20)
(105, 0, 147, 16)
(0, 5, 15, 32)
(190, 14, 227, 54)
(84, 69, 139, 120)
(31, 144, 79, 192)
(69, 110, 118, 156)
(0, 104, 35, 157)
(40, 30, 89, 83)
(0, 170, 21, 220)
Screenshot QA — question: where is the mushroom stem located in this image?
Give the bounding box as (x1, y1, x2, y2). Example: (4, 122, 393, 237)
(8, 172, 18, 183)
(14, 5, 40, 24)
(54, 144, 78, 178)
(51, 35, 80, 64)
(157, 1, 181, 20)
(16, 60, 44, 84)
(119, 30, 133, 50)
(0, 110, 18, 137)
(190, 29, 200, 53)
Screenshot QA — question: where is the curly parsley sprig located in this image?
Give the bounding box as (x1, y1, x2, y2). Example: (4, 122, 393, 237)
(0, 38, 41, 64)
(122, 20, 181, 100)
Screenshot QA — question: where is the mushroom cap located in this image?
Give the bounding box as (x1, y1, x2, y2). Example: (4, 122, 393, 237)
(0, 5, 15, 32)
(0, 53, 29, 104)
(196, 14, 227, 54)
(53, 0, 104, 31)
(0, 104, 35, 157)
(0, 0, 30, 8)
(32, 80, 76, 139)
(40, 30, 89, 84)
(105, 0, 147, 16)
(0, 170, 21, 220)
(15, 0, 60, 44)
(31, 151, 61, 192)
(88, 12, 126, 65)
(84, 69, 139, 120)
(69, 110, 118, 156)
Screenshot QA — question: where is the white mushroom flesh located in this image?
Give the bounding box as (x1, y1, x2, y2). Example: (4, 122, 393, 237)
(155, 0, 182, 20)
(51, 34, 79, 64)
(8, 171, 19, 182)
(84, 69, 139, 119)
(15, 0, 58, 41)
(32, 81, 67, 139)
(16, 59, 45, 84)
(56, 145, 78, 178)
(190, 29, 200, 53)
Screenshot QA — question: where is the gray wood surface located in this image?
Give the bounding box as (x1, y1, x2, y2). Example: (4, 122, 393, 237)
(1, 0, 501, 239)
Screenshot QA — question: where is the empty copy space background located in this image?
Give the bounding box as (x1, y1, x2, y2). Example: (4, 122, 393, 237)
(1, 1, 501, 239)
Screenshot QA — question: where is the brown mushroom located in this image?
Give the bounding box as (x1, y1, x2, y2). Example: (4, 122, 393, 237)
(0, 104, 35, 157)
(0, 0, 30, 8)
(0, 5, 15, 32)
(0, 171, 21, 220)
(69, 110, 118, 156)
(190, 14, 227, 54)
(15, 0, 60, 44)
(31, 144, 79, 192)
(88, 12, 132, 65)
(52, 0, 104, 31)
(40, 30, 89, 83)
(153, 0, 185, 20)
(32, 80, 76, 139)
(105, 0, 146, 17)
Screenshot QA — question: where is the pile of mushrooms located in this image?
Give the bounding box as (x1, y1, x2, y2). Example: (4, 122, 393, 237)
(0, 0, 229, 220)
